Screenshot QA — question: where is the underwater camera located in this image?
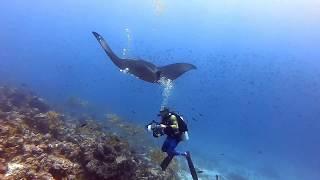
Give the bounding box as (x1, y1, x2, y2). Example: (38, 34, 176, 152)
(145, 120, 164, 137)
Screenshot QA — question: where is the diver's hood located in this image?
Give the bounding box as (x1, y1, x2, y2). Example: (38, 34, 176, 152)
(158, 108, 170, 117)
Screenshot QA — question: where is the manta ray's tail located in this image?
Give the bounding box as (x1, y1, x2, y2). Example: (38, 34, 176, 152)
(92, 32, 123, 68)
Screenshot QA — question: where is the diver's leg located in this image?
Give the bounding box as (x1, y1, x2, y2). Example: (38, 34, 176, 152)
(160, 137, 186, 171)
(161, 137, 174, 171)
(161, 136, 170, 152)
(166, 136, 185, 156)
(160, 155, 174, 171)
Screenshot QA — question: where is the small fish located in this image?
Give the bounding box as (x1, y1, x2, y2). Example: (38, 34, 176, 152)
(195, 168, 204, 174)
(80, 123, 87, 127)
(20, 83, 28, 87)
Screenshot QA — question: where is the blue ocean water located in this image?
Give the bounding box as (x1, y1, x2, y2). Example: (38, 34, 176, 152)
(1, 1, 319, 179)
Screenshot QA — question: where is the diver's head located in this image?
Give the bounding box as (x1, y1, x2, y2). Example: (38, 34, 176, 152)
(158, 107, 170, 118)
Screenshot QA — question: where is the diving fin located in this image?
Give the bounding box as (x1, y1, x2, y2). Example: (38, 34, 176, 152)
(160, 155, 174, 171)
(186, 151, 198, 180)
(160, 151, 198, 180)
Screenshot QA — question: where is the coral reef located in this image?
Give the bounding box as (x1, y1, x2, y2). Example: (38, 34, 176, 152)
(0, 86, 178, 179)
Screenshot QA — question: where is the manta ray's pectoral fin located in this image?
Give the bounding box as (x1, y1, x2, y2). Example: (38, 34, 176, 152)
(158, 63, 196, 80)
(92, 31, 124, 69)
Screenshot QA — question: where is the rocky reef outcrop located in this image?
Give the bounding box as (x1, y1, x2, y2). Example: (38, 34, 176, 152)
(0, 86, 179, 180)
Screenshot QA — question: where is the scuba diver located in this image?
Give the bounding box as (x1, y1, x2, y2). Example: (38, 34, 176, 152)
(146, 107, 198, 180)
(159, 107, 188, 156)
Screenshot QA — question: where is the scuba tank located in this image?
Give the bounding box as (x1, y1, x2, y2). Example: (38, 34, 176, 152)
(181, 131, 189, 141)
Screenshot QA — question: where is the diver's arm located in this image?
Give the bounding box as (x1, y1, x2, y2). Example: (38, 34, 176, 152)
(160, 115, 179, 129)
(169, 115, 179, 129)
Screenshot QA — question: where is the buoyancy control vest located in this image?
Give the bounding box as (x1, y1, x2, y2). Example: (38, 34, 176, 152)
(162, 112, 188, 139)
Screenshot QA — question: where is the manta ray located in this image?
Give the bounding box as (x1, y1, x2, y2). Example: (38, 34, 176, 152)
(92, 32, 196, 83)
